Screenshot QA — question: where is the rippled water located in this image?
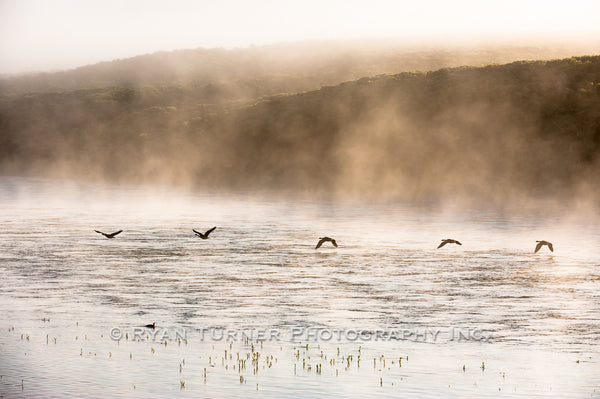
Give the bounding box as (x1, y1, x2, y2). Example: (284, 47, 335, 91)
(0, 177, 599, 398)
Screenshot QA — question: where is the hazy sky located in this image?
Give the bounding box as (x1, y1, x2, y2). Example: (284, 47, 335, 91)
(1, 0, 599, 74)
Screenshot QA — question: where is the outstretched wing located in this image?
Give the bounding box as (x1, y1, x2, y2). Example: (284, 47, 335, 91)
(534, 242, 543, 253)
(204, 226, 217, 237)
(331, 239, 338, 247)
(94, 230, 105, 235)
(110, 230, 123, 237)
(455, 240, 462, 245)
(193, 229, 203, 236)
(548, 243, 553, 252)
(437, 241, 447, 249)
(315, 238, 325, 249)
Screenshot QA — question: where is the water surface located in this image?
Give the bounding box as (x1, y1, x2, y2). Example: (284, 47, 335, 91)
(0, 177, 599, 397)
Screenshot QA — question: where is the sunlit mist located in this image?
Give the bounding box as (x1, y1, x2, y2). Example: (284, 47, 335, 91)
(1, 0, 600, 73)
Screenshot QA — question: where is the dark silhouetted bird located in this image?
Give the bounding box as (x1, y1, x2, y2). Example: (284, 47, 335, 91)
(193, 227, 217, 239)
(316, 237, 338, 249)
(534, 240, 553, 253)
(437, 239, 462, 248)
(144, 322, 156, 329)
(94, 230, 123, 239)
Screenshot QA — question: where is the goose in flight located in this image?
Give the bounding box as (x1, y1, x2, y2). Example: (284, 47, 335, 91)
(437, 238, 462, 248)
(534, 240, 553, 253)
(94, 230, 123, 239)
(193, 226, 217, 239)
(144, 322, 156, 329)
(316, 237, 338, 249)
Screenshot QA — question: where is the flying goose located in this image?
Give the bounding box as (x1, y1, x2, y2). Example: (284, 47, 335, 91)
(534, 240, 553, 253)
(437, 238, 462, 248)
(144, 322, 156, 329)
(316, 237, 338, 249)
(193, 226, 217, 239)
(94, 230, 123, 239)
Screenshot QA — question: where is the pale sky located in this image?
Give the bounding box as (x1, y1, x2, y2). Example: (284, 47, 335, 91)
(1, 0, 599, 74)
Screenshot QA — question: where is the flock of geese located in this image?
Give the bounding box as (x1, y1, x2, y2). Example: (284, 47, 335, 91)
(94, 228, 555, 253)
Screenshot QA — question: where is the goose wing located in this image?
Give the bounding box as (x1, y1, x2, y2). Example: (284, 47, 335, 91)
(548, 243, 553, 252)
(193, 229, 203, 237)
(204, 226, 217, 237)
(455, 240, 462, 245)
(315, 238, 326, 249)
(94, 230, 105, 236)
(534, 241, 543, 253)
(437, 240, 447, 249)
(109, 230, 123, 237)
(331, 239, 338, 247)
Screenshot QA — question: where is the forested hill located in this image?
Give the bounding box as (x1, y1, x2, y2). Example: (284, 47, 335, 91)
(0, 42, 592, 96)
(1, 55, 599, 203)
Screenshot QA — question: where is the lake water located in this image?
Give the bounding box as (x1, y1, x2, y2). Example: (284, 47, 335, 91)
(0, 176, 599, 398)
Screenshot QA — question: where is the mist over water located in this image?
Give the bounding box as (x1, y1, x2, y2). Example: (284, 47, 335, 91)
(0, 177, 599, 397)
(2, 47, 599, 208)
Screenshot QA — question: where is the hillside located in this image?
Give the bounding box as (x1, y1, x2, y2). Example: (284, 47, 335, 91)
(1, 41, 595, 97)
(1, 55, 599, 203)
